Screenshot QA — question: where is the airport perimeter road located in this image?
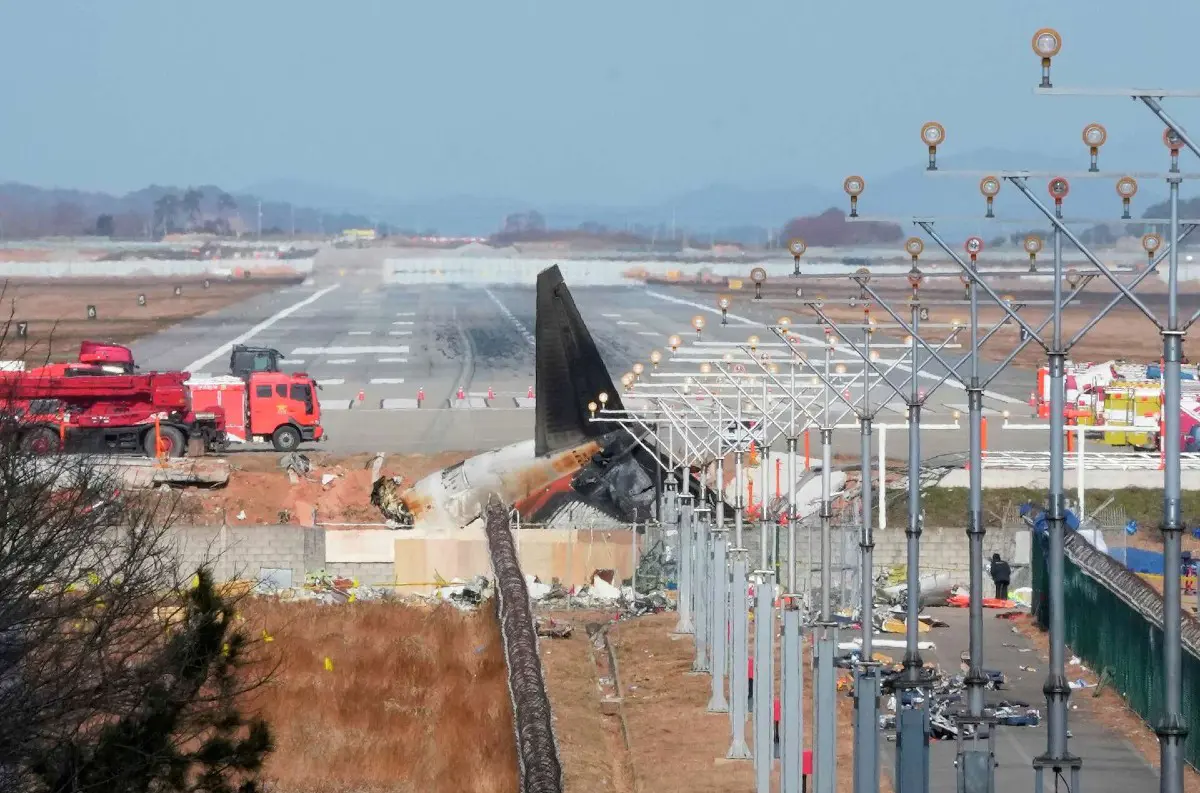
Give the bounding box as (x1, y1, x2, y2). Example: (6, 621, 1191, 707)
(878, 607, 1157, 793)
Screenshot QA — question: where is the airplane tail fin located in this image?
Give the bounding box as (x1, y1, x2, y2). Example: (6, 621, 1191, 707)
(535, 265, 623, 457)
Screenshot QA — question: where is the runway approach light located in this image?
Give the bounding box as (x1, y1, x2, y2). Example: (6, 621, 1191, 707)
(700, 362, 712, 375)
(750, 267, 767, 300)
(718, 295, 731, 325)
(1024, 234, 1043, 272)
(668, 334, 682, 353)
(632, 362, 644, 380)
(692, 314, 706, 338)
(921, 122, 945, 170)
(768, 363, 779, 375)
(1082, 123, 1107, 172)
(964, 236, 984, 264)
(843, 176, 865, 217)
(1048, 176, 1070, 212)
(788, 237, 807, 275)
(588, 401, 598, 417)
(1143, 232, 1163, 266)
(649, 349, 663, 368)
(1116, 177, 1138, 219)
(905, 237, 924, 264)
(748, 334, 760, 351)
(777, 316, 791, 335)
(723, 352, 734, 363)
(598, 391, 609, 406)
(834, 363, 848, 375)
(979, 175, 1000, 218)
(1165, 127, 1185, 172)
(1032, 27, 1062, 88)
(620, 373, 634, 390)
(1066, 269, 1082, 289)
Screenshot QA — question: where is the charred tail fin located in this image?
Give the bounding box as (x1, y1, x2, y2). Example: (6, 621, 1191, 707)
(535, 265, 622, 457)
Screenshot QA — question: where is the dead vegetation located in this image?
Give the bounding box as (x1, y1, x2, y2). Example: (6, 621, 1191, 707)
(245, 600, 518, 793)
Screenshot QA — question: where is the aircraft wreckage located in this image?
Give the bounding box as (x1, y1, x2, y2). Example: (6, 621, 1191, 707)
(371, 264, 711, 531)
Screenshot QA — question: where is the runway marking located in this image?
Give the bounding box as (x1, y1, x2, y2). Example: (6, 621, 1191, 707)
(601, 312, 622, 318)
(326, 358, 357, 364)
(637, 331, 660, 337)
(642, 289, 1025, 406)
(280, 358, 305, 365)
(290, 346, 410, 355)
(183, 284, 341, 372)
(392, 321, 414, 325)
(370, 377, 406, 385)
(616, 320, 640, 326)
(317, 378, 346, 386)
(348, 331, 372, 336)
(484, 288, 535, 348)
(388, 330, 412, 336)
(396, 312, 416, 317)
(377, 356, 409, 363)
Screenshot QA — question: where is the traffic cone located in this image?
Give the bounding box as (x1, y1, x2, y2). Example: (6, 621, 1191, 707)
(357, 389, 365, 403)
(456, 386, 465, 401)
(417, 387, 425, 406)
(527, 385, 535, 399)
(487, 385, 495, 400)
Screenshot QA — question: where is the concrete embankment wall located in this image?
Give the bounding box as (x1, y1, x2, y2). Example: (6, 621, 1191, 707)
(166, 522, 1028, 590)
(0, 258, 314, 278)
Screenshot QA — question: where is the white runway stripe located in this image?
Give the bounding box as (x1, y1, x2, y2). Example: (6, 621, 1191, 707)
(325, 358, 356, 364)
(316, 378, 346, 386)
(392, 321, 414, 325)
(388, 330, 412, 336)
(369, 378, 406, 385)
(291, 346, 410, 355)
(348, 331, 372, 336)
(377, 356, 408, 363)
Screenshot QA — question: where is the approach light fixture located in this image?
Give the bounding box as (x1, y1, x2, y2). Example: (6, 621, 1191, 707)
(750, 267, 767, 300)
(598, 391, 609, 406)
(632, 362, 644, 380)
(1032, 27, 1062, 88)
(788, 237, 807, 275)
(777, 316, 792, 336)
(588, 401, 598, 417)
(1142, 232, 1163, 267)
(668, 334, 682, 353)
(1082, 123, 1107, 172)
(907, 266, 925, 294)
(692, 314, 706, 338)
(748, 334, 760, 351)
(1165, 127, 1185, 173)
(1065, 269, 1082, 289)
(979, 175, 1000, 217)
(649, 349, 663, 368)
(699, 362, 712, 375)
(1024, 234, 1043, 272)
(921, 122, 945, 170)
(723, 352, 734, 363)
(1048, 176, 1070, 215)
(834, 363, 848, 375)
(905, 237, 924, 264)
(843, 176, 865, 217)
(964, 235, 984, 263)
(1116, 177, 1138, 219)
(718, 295, 731, 325)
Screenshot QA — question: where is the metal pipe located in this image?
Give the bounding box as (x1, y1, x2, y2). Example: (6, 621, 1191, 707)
(965, 253, 988, 719)
(1036, 220, 1074, 781)
(708, 528, 730, 712)
(675, 493, 695, 634)
(727, 549, 752, 759)
(902, 301, 924, 681)
(754, 571, 775, 793)
(782, 603, 803, 793)
(1159, 174, 1187, 793)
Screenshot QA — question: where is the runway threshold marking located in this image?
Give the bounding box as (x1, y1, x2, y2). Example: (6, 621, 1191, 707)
(348, 331, 372, 336)
(643, 289, 1025, 406)
(370, 378, 406, 384)
(388, 330, 412, 336)
(392, 321, 414, 325)
(377, 356, 409, 363)
(183, 284, 341, 372)
(637, 331, 660, 337)
(326, 358, 357, 364)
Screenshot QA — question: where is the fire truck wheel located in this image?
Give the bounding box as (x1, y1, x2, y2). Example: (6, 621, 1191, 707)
(271, 424, 301, 452)
(144, 425, 186, 458)
(20, 427, 59, 455)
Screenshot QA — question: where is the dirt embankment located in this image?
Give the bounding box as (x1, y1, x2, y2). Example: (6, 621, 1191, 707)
(0, 275, 301, 363)
(178, 451, 472, 526)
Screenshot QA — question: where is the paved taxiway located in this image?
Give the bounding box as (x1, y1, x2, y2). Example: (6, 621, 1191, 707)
(128, 248, 1071, 459)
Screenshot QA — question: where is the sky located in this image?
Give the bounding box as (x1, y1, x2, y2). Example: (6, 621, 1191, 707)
(3, 0, 1200, 206)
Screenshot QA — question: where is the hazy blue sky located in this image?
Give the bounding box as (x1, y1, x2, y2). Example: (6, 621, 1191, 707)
(3, 1, 1200, 204)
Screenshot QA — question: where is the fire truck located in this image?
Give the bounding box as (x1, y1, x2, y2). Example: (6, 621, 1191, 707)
(0, 368, 227, 456)
(2, 341, 325, 455)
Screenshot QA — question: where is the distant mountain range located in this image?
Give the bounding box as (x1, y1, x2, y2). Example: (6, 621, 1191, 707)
(245, 146, 1186, 243)
(0, 145, 1183, 243)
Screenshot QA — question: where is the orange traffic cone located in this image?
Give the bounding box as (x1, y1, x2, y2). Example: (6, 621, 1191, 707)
(527, 385, 535, 399)
(456, 386, 465, 400)
(357, 389, 365, 403)
(417, 386, 425, 405)
(487, 385, 495, 400)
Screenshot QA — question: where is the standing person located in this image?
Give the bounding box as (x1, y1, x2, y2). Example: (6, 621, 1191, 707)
(990, 553, 1011, 600)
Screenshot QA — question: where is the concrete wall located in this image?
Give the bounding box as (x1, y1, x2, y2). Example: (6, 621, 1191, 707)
(169, 523, 325, 587)
(0, 258, 314, 278)
(167, 522, 1027, 591)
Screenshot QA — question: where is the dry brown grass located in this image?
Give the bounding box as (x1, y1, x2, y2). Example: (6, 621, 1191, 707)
(245, 600, 517, 793)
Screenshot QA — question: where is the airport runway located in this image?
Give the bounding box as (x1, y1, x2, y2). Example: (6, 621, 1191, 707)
(129, 249, 1067, 458)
